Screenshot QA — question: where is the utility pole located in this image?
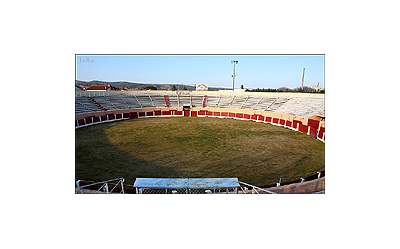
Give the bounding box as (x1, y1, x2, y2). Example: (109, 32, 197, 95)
(231, 60, 238, 91)
(301, 68, 305, 90)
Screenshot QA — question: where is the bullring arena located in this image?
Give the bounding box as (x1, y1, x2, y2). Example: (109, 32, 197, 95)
(75, 90, 325, 194)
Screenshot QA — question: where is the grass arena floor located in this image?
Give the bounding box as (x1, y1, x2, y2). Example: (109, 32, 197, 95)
(75, 117, 325, 186)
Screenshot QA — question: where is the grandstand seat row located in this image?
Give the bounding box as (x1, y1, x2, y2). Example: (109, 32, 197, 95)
(75, 94, 324, 118)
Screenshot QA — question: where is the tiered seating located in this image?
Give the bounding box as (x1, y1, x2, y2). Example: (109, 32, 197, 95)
(241, 96, 262, 110)
(105, 96, 131, 109)
(121, 95, 142, 108)
(167, 95, 179, 107)
(150, 95, 167, 107)
(191, 95, 204, 107)
(92, 96, 118, 110)
(217, 96, 234, 108)
(275, 97, 324, 117)
(252, 97, 278, 111)
(178, 95, 191, 106)
(75, 97, 103, 114)
(229, 96, 247, 109)
(76, 93, 324, 118)
(205, 95, 220, 108)
(266, 97, 290, 112)
(135, 95, 154, 108)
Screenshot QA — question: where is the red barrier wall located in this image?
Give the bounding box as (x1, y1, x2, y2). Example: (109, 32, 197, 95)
(308, 119, 320, 129)
(229, 112, 236, 118)
(272, 118, 279, 124)
(93, 116, 100, 122)
(292, 120, 301, 129)
(154, 110, 162, 116)
(299, 123, 308, 134)
(78, 119, 85, 126)
(191, 111, 197, 117)
(251, 115, 257, 121)
(206, 111, 213, 116)
(244, 114, 251, 119)
(214, 112, 220, 117)
(84, 117, 92, 125)
(258, 115, 265, 122)
(198, 110, 206, 116)
(139, 112, 146, 117)
(265, 117, 272, 123)
(175, 111, 183, 116)
(146, 111, 154, 116)
(129, 112, 138, 119)
(318, 127, 325, 139)
(107, 114, 115, 120)
(279, 119, 285, 125)
(162, 110, 171, 116)
(236, 113, 244, 118)
(286, 120, 292, 127)
(309, 126, 318, 139)
(221, 112, 228, 117)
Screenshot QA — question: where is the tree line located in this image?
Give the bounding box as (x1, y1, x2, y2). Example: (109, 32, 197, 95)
(246, 86, 324, 93)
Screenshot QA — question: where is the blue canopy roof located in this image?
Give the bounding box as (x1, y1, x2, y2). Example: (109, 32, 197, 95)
(133, 178, 240, 189)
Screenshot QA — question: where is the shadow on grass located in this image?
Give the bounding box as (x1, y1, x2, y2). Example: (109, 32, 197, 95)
(75, 121, 183, 186)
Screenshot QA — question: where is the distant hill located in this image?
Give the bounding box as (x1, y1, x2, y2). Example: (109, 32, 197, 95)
(75, 80, 229, 91)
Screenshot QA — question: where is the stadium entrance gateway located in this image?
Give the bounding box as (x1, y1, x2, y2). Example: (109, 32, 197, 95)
(133, 178, 241, 194)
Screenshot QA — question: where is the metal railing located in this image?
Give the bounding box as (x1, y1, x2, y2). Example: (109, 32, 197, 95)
(75, 178, 125, 194)
(238, 181, 276, 194)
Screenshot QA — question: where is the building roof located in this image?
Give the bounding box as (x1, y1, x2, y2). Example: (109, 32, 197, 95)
(86, 85, 111, 91)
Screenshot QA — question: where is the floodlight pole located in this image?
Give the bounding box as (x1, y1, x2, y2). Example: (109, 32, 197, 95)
(231, 60, 238, 91)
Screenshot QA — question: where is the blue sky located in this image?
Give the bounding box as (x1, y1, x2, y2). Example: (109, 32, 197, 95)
(76, 55, 324, 89)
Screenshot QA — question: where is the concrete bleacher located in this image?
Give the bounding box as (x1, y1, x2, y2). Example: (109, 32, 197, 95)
(103, 96, 130, 109)
(150, 95, 167, 107)
(90, 95, 168, 110)
(241, 96, 262, 110)
(217, 95, 235, 108)
(75, 97, 103, 114)
(75, 91, 324, 118)
(167, 95, 179, 107)
(190, 95, 204, 107)
(133, 95, 154, 108)
(205, 95, 220, 108)
(120, 95, 142, 108)
(266, 97, 291, 112)
(92, 96, 118, 110)
(201, 95, 292, 113)
(228, 96, 247, 109)
(252, 96, 278, 111)
(274, 97, 324, 117)
(178, 95, 191, 106)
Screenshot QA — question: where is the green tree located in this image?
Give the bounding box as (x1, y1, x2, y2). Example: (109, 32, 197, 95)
(144, 86, 157, 90)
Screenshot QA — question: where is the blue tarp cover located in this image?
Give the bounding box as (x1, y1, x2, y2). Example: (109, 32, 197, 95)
(133, 178, 240, 189)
